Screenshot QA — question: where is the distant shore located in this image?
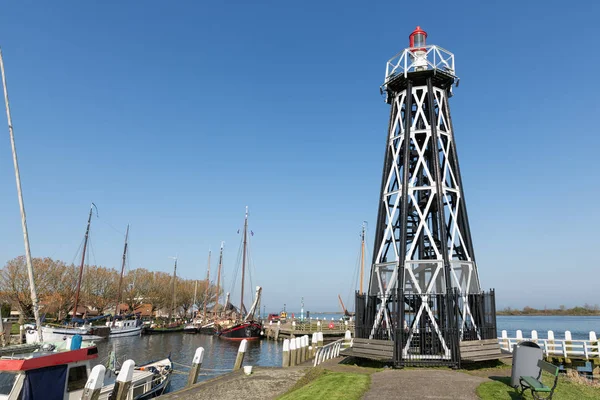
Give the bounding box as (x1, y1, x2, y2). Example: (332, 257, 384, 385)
(498, 305, 600, 316)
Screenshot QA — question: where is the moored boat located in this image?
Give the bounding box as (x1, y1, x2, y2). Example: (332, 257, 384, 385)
(25, 324, 108, 343)
(0, 339, 172, 399)
(218, 320, 262, 341)
(217, 208, 263, 341)
(143, 323, 184, 334)
(109, 319, 143, 338)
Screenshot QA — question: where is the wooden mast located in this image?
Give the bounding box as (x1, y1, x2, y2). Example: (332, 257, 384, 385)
(168, 256, 178, 323)
(212, 242, 224, 315)
(240, 207, 248, 319)
(360, 222, 366, 294)
(202, 250, 211, 320)
(72, 204, 94, 321)
(112, 225, 129, 327)
(0, 48, 43, 340)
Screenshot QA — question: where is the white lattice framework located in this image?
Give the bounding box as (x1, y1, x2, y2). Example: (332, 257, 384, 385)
(368, 80, 482, 353)
(384, 45, 456, 83)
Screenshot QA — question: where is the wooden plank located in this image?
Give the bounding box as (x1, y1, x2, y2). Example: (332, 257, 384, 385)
(342, 348, 392, 361)
(352, 348, 394, 357)
(462, 346, 502, 353)
(343, 346, 394, 356)
(353, 338, 394, 347)
(462, 349, 503, 358)
(341, 348, 391, 360)
(353, 343, 395, 352)
(462, 353, 511, 362)
(350, 347, 394, 357)
(459, 339, 499, 348)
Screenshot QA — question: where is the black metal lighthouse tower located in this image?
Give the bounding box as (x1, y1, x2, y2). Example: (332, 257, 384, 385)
(356, 27, 496, 367)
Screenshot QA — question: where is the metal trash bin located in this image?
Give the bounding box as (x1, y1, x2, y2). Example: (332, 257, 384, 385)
(510, 340, 543, 388)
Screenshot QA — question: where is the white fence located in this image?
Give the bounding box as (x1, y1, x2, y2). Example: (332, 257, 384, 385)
(499, 330, 600, 360)
(313, 338, 344, 367)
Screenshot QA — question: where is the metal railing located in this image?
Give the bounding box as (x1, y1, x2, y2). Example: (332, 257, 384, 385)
(313, 338, 344, 367)
(384, 45, 456, 83)
(499, 330, 600, 361)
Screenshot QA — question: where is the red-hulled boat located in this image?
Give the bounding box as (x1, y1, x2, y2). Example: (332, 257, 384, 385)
(218, 320, 262, 341)
(218, 208, 263, 341)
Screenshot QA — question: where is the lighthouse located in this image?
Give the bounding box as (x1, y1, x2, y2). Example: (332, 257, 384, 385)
(356, 27, 497, 367)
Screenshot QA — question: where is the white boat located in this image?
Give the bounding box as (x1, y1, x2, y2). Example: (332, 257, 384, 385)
(0, 340, 172, 400)
(109, 319, 143, 338)
(107, 226, 143, 339)
(25, 324, 107, 343)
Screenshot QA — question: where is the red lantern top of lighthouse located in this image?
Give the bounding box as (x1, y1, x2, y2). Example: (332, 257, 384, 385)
(409, 26, 427, 48)
(382, 25, 456, 89)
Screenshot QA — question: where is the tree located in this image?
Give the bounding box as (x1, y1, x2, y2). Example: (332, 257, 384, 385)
(176, 279, 196, 318)
(82, 265, 119, 315)
(122, 268, 157, 313)
(0, 256, 62, 322)
(44, 261, 79, 321)
(146, 271, 172, 316)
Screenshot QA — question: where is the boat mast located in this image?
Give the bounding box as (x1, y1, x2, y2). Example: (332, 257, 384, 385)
(0, 48, 43, 341)
(192, 281, 197, 319)
(202, 250, 211, 320)
(212, 242, 224, 315)
(360, 222, 366, 294)
(72, 203, 94, 322)
(168, 256, 177, 322)
(112, 225, 129, 327)
(240, 206, 248, 319)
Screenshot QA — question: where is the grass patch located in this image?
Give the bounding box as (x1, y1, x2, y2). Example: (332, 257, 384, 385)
(477, 375, 600, 399)
(461, 359, 511, 371)
(282, 368, 327, 394)
(278, 370, 370, 400)
(10, 324, 20, 335)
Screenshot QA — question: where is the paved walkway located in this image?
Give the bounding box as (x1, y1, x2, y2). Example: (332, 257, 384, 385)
(318, 357, 509, 400)
(364, 369, 486, 400)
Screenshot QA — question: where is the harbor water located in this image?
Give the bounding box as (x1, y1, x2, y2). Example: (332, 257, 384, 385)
(93, 315, 600, 394)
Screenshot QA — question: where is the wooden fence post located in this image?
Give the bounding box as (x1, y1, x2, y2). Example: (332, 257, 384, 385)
(282, 339, 290, 367)
(290, 337, 297, 366)
(301, 336, 307, 363)
(295, 337, 302, 365)
(311, 332, 317, 358)
(110, 359, 134, 400)
(317, 331, 323, 348)
(303, 335, 309, 361)
(81, 365, 105, 400)
(186, 347, 205, 387)
(233, 339, 247, 370)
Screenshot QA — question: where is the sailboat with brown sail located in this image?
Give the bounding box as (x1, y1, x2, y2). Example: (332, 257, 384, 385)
(217, 207, 262, 340)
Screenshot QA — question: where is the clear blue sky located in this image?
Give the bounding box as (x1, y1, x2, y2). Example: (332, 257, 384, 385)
(0, 1, 598, 312)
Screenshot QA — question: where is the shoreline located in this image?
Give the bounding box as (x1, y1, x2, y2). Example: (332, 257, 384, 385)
(497, 313, 600, 317)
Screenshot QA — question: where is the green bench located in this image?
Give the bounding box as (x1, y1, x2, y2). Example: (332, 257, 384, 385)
(519, 359, 559, 400)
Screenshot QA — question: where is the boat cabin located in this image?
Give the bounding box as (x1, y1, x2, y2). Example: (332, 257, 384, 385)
(0, 344, 98, 400)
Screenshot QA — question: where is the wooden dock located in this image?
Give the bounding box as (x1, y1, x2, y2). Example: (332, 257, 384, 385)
(264, 320, 353, 342)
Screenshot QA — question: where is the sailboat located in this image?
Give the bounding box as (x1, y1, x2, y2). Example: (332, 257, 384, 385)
(0, 48, 173, 400)
(26, 204, 110, 343)
(145, 257, 184, 334)
(109, 225, 143, 338)
(184, 249, 212, 334)
(217, 207, 263, 341)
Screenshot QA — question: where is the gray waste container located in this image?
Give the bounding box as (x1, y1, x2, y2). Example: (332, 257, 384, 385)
(510, 341, 543, 388)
